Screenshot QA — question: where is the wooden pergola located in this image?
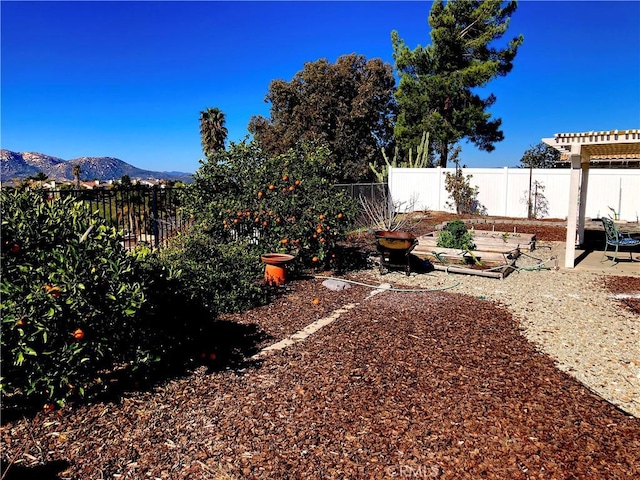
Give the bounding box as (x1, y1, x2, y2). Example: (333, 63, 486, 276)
(542, 129, 640, 268)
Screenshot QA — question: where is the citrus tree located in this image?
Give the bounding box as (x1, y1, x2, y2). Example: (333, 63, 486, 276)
(1, 190, 148, 407)
(187, 141, 358, 269)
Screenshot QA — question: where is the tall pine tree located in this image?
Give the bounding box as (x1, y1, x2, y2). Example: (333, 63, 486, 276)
(392, 0, 523, 167)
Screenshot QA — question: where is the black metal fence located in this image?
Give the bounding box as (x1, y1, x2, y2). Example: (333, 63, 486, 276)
(333, 182, 388, 205)
(46, 187, 190, 249)
(42, 183, 386, 248)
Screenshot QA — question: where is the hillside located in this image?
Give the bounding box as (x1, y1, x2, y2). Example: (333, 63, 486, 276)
(0, 150, 193, 183)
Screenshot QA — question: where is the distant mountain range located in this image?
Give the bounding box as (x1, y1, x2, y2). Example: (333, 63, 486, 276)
(0, 150, 194, 183)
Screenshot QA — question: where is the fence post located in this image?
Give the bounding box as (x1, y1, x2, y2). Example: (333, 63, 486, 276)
(151, 186, 159, 249)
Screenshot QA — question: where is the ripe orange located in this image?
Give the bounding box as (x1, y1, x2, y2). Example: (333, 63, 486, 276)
(281, 238, 289, 244)
(289, 186, 295, 191)
(268, 185, 275, 191)
(318, 214, 325, 220)
(295, 180, 301, 186)
(44, 285, 61, 298)
(257, 191, 264, 198)
(16, 318, 25, 327)
(73, 328, 84, 340)
(262, 221, 268, 227)
(316, 227, 323, 234)
(312, 298, 320, 305)
(312, 256, 319, 263)
(337, 213, 344, 219)
(282, 175, 289, 181)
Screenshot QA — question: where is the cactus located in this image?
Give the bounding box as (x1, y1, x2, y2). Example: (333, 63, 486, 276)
(370, 145, 399, 183)
(408, 131, 430, 168)
(369, 131, 431, 182)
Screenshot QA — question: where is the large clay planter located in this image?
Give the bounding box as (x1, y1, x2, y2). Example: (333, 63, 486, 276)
(261, 253, 295, 286)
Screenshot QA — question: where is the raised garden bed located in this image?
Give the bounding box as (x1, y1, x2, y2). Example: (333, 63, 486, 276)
(412, 244, 517, 279)
(419, 229, 536, 252)
(410, 229, 536, 279)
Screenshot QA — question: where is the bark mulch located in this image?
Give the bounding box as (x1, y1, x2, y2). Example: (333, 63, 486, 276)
(2, 277, 639, 479)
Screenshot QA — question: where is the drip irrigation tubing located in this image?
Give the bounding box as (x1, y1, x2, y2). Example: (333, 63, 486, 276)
(313, 275, 461, 293)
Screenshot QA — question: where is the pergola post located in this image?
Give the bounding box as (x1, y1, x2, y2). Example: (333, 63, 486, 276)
(578, 161, 590, 245)
(565, 154, 582, 268)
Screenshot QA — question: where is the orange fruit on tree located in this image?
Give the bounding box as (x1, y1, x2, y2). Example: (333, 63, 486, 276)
(295, 180, 301, 186)
(281, 238, 289, 244)
(337, 213, 344, 219)
(312, 256, 319, 263)
(268, 185, 275, 191)
(316, 227, 323, 234)
(257, 191, 264, 198)
(72, 328, 84, 340)
(16, 318, 25, 327)
(289, 186, 295, 191)
(318, 214, 325, 220)
(282, 174, 289, 181)
(262, 221, 268, 227)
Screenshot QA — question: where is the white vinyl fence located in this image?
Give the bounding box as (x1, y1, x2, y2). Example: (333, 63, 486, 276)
(388, 166, 640, 222)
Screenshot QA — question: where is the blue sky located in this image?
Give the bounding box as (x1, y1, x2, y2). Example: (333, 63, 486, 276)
(2, 1, 639, 174)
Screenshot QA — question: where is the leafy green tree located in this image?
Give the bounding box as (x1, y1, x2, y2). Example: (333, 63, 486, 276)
(30, 171, 48, 182)
(200, 107, 228, 157)
(392, 0, 524, 167)
(120, 174, 132, 188)
(248, 53, 397, 183)
(519, 142, 561, 168)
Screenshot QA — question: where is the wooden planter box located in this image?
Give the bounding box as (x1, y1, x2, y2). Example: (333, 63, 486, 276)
(411, 230, 534, 279)
(417, 230, 536, 253)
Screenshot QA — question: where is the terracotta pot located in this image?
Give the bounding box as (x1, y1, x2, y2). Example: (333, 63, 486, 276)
(261, 253, 295, 286)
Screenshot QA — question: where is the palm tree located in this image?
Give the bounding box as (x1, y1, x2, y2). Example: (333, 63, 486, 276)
(199, 107, 228, 157)
(72, 164, 82, 189)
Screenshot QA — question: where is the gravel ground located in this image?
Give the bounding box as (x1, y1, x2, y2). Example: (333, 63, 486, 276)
(2, 218, 639, 479)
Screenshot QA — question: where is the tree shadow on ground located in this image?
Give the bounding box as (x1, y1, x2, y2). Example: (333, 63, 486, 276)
(1, 459, 70, 480)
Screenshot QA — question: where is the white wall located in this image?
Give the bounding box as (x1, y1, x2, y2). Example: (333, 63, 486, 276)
(388, 167, 640, 221)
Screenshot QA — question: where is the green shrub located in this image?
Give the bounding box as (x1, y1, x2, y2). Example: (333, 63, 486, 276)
(437, 220, 475, 250)
(1, 190, 147, 406)
(185, 141, 358, 271)
(155, 230, 269, 315)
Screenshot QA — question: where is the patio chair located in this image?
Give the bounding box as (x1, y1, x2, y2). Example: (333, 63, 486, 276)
(600, 217, 640, 264)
